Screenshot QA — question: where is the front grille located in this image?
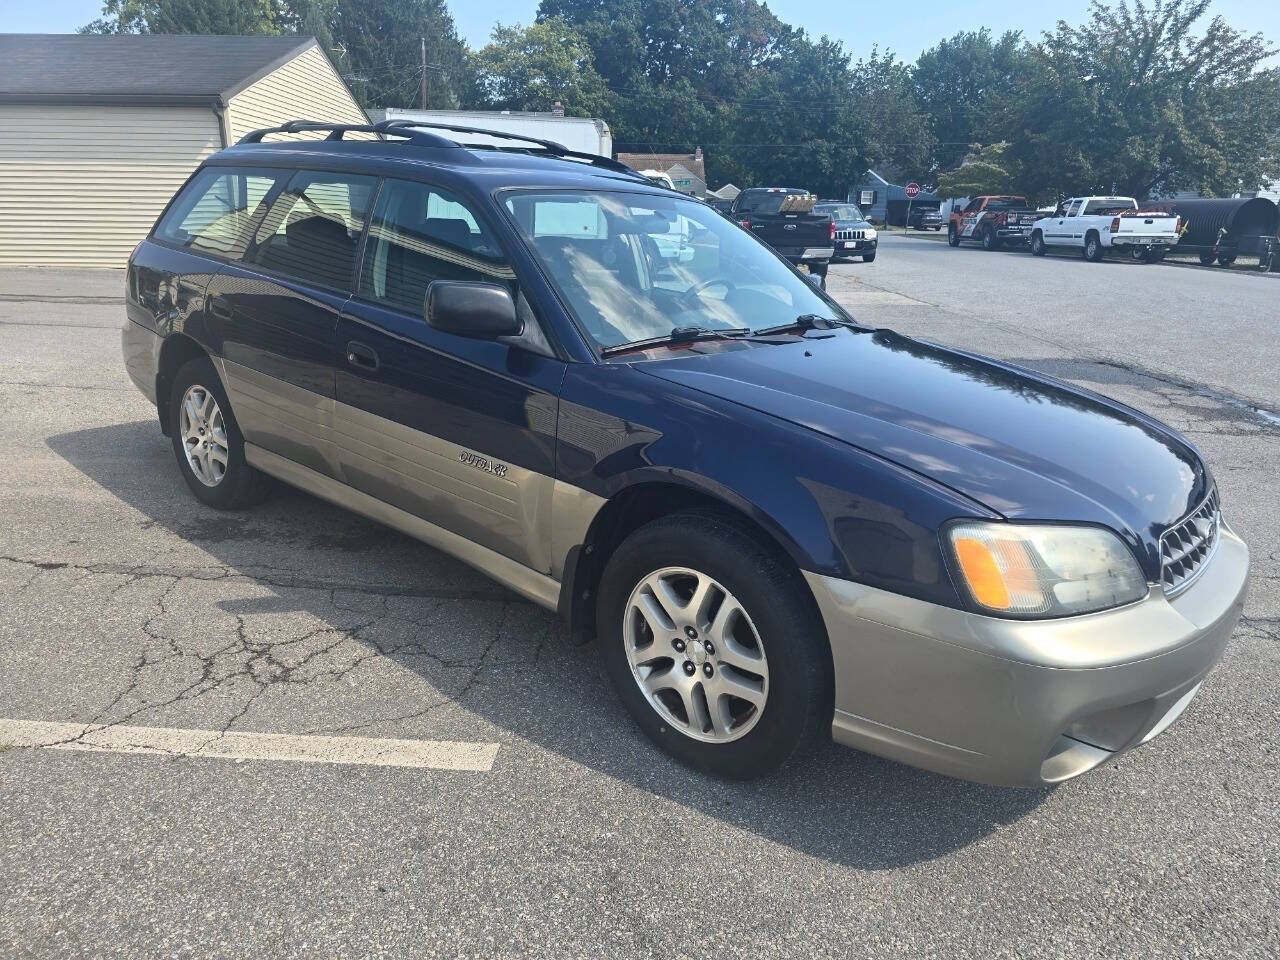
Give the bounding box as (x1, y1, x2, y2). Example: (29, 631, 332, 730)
(836, 228, 866, 241)
(1160, 488, 1220, 595)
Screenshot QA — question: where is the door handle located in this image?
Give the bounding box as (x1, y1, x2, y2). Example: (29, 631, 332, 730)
(346, 341, 379, 371)
(207, 296, 232, 321)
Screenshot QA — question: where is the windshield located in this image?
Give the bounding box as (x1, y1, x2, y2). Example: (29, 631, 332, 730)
(984, 198, 1029, 211)
(504, 190, 845, 350)
(817, 204, 864, 221)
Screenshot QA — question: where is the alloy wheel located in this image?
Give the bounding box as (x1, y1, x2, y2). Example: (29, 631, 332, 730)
(179, 384, 229, 487)
(623, 567, 769, 743)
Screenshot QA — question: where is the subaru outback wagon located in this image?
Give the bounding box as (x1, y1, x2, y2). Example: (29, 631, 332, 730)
(122, 119, 1248, 786)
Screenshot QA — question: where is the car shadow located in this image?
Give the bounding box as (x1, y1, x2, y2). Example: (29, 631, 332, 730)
(47, 420, 1048, 870)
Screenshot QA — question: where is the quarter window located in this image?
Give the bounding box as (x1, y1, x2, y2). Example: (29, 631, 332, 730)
(154, 167, 282, 260)
(360, 179, 512, 314)
(247, 170, 377, 292)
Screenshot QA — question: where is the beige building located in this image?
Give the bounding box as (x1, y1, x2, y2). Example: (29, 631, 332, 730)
(0, 34, 366, 268)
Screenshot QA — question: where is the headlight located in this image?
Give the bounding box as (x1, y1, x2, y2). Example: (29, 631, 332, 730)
(945, 522, 1147, 618)
(865, 228, 877, 239)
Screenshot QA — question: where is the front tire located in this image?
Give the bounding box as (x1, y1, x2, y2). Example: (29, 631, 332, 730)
(596, 511, 831, 779)
(947, 225, 960, 247)
(168, 357, 271, 510)
(862, 251, 876, 263)
(1031, 231, 1046, 256)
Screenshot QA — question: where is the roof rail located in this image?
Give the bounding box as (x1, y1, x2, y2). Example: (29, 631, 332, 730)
(236, 118, 646, 181)
(376, 119, 644, 178)
(238, 119, 457, 148)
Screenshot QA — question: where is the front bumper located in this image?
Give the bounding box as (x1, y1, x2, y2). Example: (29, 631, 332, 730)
(997, 227, 1032, 242)
(804, 525, 1249, 787)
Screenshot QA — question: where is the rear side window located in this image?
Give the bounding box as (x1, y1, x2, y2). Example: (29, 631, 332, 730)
(154, 167, 282, 259)
(247, 170, 377, 292)
(360, 179, 512, 315)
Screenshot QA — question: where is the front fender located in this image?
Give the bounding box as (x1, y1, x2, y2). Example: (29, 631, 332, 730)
(556, 363, 986, 610)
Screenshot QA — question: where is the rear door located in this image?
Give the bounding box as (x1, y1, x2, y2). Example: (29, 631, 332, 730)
(334, 177, 565, 574)
(204, 168, 376, 479)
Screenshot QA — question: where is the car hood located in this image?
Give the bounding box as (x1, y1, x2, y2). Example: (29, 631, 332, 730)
(636, 329, 1206, 573)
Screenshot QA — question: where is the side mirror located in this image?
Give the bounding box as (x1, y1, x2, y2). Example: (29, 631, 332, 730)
(425, 281, 521, 339)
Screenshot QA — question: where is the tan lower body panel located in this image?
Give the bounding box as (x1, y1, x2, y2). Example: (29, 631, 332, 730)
(245, 443, 562, 610)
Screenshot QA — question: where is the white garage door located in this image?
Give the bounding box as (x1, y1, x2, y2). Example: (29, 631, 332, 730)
(0, 104, 221, 268)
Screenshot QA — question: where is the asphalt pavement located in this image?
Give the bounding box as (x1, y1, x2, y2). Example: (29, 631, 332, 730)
(1, 243, 1276, 959)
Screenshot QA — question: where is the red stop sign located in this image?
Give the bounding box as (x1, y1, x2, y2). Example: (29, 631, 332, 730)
(905, 182, 921, 199)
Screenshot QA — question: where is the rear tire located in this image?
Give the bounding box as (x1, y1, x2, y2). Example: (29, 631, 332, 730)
(1198, 251, 1216, 266)
(1084, 233, 1104, 262)
(981, 228, 1001, 251)
(1217, 254, 1236, 267)
(596, 510, 832, 779)
(947, 225, 960, 247)
(168, 357, 272, 510)
(1031, 232, 1046, 256)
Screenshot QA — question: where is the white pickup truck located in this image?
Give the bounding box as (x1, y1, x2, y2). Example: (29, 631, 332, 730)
(1030, 196, 1181, 263)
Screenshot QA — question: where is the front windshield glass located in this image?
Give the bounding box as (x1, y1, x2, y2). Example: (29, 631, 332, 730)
(818, 204, 863, 221)
(504, 190, 846, 350)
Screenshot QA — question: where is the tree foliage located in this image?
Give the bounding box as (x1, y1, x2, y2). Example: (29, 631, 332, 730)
(914, 30, 1028, 171)
(80, 0, 1279, 199)
(936, 142, 1017, 196)
(82, 0, 279, 34)
(82, 0, 471, 110)
(1003, 0, 1280, 198)
(470, 18, 612, 116)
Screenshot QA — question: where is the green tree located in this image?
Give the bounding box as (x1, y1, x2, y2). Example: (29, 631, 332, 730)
(330, 0, 470, 109)
(1004, 0, 1280, 198)
(471, 18, 612, 116)
(935, 142, 1017, 196)
(81, 0, 280, 34)
(913, 29, 1028, 171)
(852, 47, 934, 185)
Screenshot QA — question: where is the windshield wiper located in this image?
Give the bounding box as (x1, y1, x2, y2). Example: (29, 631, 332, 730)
(752, 314, 855, 336)
(599, 325, 752, 357)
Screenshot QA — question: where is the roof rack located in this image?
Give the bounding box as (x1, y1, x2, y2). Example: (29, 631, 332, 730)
(375, 119, 645, 178)
(237, 118, 647, 181)
(238, 119, 457, 148)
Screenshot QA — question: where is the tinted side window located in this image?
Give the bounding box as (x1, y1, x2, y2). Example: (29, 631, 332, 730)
(155, 167, 282, 260)
(247, 170, 377, 292)
(360, 179, 513, 315)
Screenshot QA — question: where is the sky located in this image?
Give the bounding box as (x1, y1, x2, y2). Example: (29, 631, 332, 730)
(6, 0, 1278, 63)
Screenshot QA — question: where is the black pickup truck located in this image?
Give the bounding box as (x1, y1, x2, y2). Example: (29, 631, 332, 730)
(730, 188, 835, 285)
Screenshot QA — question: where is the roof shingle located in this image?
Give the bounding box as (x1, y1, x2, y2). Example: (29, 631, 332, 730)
(0, 33, 317, 103)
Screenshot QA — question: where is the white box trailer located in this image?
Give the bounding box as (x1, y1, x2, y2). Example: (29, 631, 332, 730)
(370, 108, 612, 158)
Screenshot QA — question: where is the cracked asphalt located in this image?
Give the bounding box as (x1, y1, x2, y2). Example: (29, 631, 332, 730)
(1, 246, 1277, 959)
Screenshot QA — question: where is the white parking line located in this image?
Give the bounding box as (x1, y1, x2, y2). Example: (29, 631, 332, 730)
(0, 719, 499, 772)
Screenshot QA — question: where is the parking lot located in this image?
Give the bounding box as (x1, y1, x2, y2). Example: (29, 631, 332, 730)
(1, 234, 1277, 958)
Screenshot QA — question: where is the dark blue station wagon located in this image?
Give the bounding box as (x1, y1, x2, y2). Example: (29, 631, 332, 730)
(122, 120, 1248, 786)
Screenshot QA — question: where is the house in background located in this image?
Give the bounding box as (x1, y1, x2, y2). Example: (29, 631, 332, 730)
(616, 148, 707, 196)
(848, 170, 942, 226)
(0, 34, 366, 267)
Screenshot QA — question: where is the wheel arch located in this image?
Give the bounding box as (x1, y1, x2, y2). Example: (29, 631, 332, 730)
(155, 333, 213, 436)
(559, 477, 817, 646)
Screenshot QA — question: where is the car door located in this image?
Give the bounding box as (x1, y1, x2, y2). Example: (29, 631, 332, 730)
(333, 177, 566, 575)
(204, 168, 377, 479)
(959, 198, 984, 237)
(1045, 199, 1077, 245)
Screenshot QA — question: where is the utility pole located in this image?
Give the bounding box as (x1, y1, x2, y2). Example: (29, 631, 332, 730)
(420, 37, 427, 110)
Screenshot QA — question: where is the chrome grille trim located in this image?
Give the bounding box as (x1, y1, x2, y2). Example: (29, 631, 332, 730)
(1159, 488, 1220, 596)
(835, 228, 867, 241)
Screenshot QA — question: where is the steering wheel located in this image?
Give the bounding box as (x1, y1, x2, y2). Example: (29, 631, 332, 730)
(679, 276, 737, 306)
